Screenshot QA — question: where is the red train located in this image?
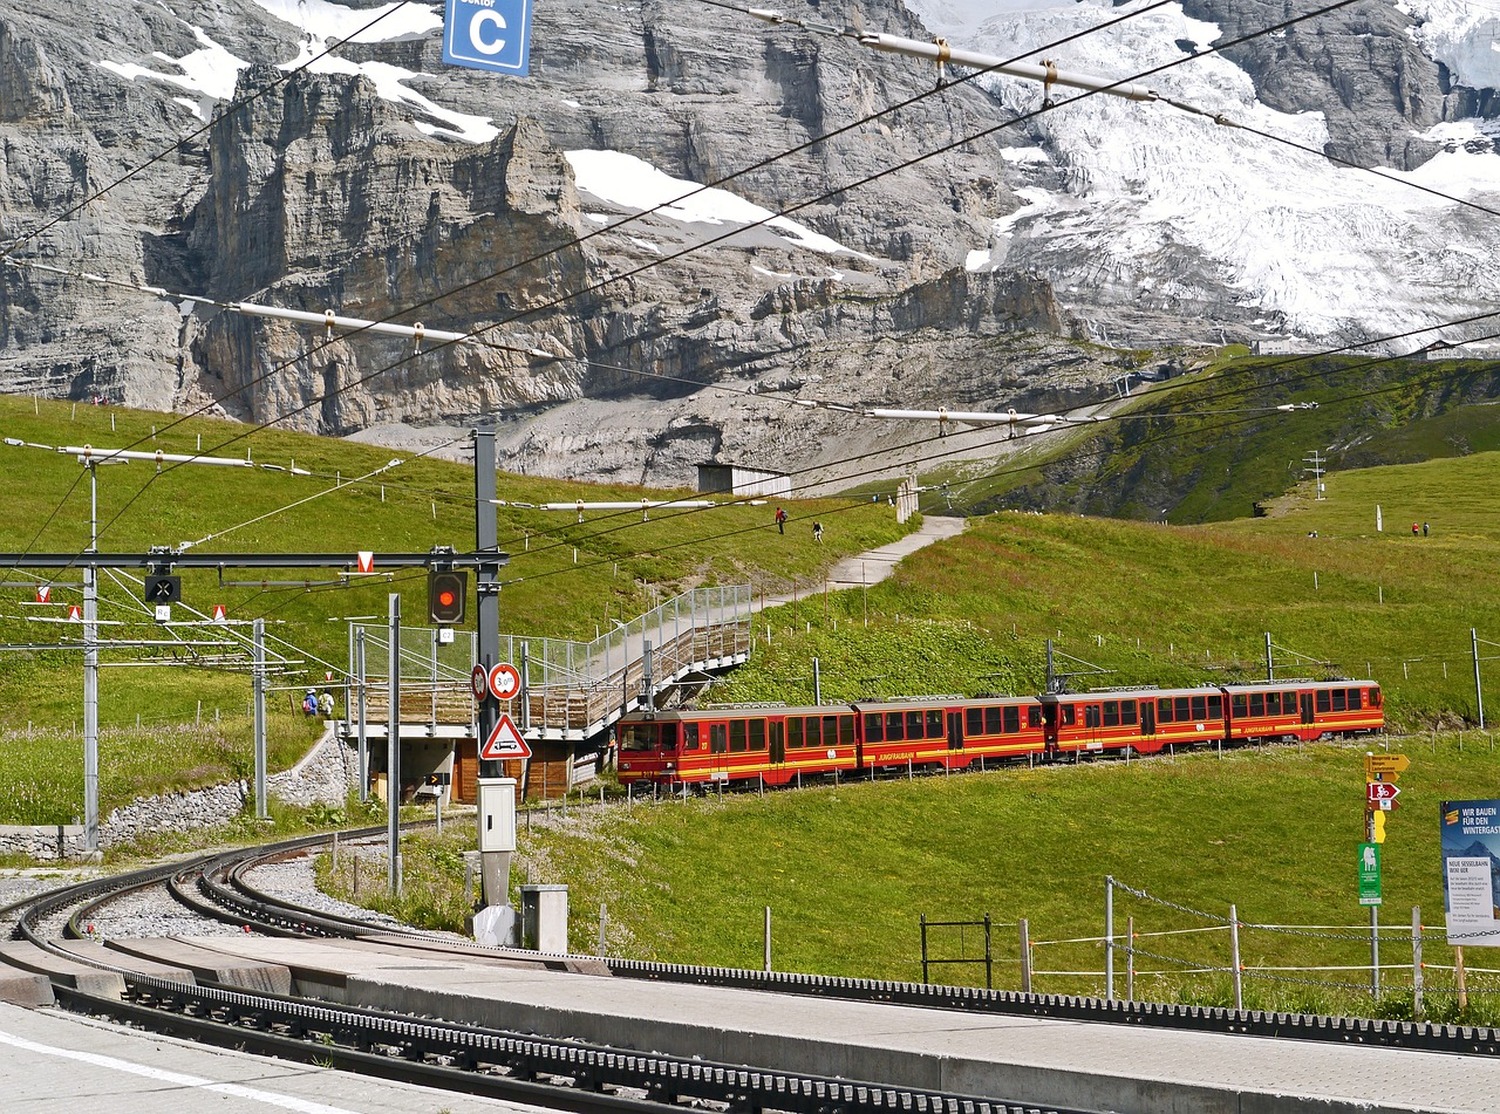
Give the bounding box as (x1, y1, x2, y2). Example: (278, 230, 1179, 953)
(614, 679, 1383, 788)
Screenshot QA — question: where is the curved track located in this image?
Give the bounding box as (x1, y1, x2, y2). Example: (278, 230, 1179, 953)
(3, 830, 1081, 1114)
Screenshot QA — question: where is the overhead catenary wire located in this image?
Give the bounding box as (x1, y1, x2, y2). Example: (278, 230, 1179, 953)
(2, 0, 1481, 585)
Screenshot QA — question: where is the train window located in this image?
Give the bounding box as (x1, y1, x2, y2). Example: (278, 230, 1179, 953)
(1121, 700, 1137, 725)
(840, 716, 856, 745)
(750, 719, 766, 750)
(1157, 698, 1172, 722)
(1249, 693, 1264, 717)
(730, 720, 747, 752)
(864, 714, 883, 742)
(789, 717, 804, 748)
(967, 708, 983, 735)
(823, 716, 840, 747)
(710, 723, 727, 754)
(1004, 705, 1020, 734)
(1347, 687, 1362, 708)
(1084, 704, 1101, 728)
(926, 709, 945, 737)
(1332, 689, 1346, 712)
(682, 723, 699, 751)
(1174, 697, 1191, 721)
(1283, 692, 1296, 711)
(1208, 695, 1222, 719)
(619, 723, 657, 751)
(1369, 687, 1382, 707)
(1028, 706, 1043, 728)
(806, 717, 822, 749)
(1190, 695, 1206, 720)
(886, 712, 905, 741)
(1316, 690, 1331, 713)
(1060, 705, 1076, 726)
(1103, 701, 1119, 728)
(907, 711, 925, 738)
(985, 706, 1002, 735)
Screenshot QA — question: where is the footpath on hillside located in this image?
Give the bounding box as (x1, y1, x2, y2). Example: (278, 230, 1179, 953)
(761, 514, 967, 608)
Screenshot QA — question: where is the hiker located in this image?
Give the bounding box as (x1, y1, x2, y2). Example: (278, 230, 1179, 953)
(302, 688, 319, 716)
(812, 521, 824, 543)
(318, 690, 335, 717)
(1423, 522, 1430, 537)
(774, 507, 787, 535)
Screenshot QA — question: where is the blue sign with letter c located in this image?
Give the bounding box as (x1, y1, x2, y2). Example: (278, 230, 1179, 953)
(443, 0, 532, 77)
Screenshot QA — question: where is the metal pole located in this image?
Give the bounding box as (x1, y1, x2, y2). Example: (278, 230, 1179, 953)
(1474, 628, 1485, 730)
(476, 429, 508, 908)
(1230, 903, 1242, 1011)
(1412, 905, 1423, 1019)
(1126, 915, 1134, 1002)
(1105, 875, 1115, 1000)
(984, 913, 992, 990)
(1371, 905, 1380, 999)
(920, 913, 929, 985)
(599, 903, 608, 957)
(1265, 631, 1274, 681)
(253, 619, 267, 820)
(1019, 918, 1032, 993)
(356, 628, 368, 803)
(388, 592, 402, 897)
(813, 656, 821, 705)
(764, 905, 772, 972)
(82, 463, 99, 855)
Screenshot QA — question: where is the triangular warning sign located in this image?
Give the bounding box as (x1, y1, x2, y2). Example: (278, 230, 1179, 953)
(211, 604, 227, 622)
(480, 713, 532, 760)
(356, 551, 375, 573)
(67, 604, 81, 621)
(35, 585, 50, 604)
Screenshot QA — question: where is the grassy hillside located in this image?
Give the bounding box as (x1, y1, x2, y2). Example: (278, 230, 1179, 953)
(0, 396, 902, 821)
(332, 735, 1496, 1020)
(934, 354, 1500, 523)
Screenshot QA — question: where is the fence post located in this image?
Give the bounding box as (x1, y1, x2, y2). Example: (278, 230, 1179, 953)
(598, 903, 607, 956)
(1019, 918, 1032, 994)
(1126, 914, 1134, 1002)
(920, 914, 929, 985)
(764, 906, 772, 972)
(1412, 905, 1423, 1019)
(1105, 876, 1115, 1001)
(1230, 903, 1243, 1011)
(984, 913, 993, 990)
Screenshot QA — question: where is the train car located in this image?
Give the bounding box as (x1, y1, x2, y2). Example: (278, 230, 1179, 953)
(853, 695, 1045, 773)
(1223, 680, 1383, 743)
(616, 705, 858, 788)
(1042, 687, 1227, 756)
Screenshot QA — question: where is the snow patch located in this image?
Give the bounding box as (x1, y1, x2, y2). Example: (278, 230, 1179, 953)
(564, 150, 875, 258)
(245, 0, 441, 43)
(98, 26, 247, 116)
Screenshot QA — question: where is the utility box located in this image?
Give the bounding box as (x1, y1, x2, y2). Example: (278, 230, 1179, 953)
(476, 777, 516, 853)
(520, 884, 569, 952)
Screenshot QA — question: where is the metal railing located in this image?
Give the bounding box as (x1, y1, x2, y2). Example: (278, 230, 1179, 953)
(350, 585, 753, 741)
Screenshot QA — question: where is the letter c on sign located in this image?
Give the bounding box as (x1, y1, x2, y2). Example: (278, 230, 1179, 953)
(469, 9, 506, 55)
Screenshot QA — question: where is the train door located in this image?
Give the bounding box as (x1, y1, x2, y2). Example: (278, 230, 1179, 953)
(1299, 692, 1315, 726)
(769, 720, 785, 766)
(708, 721, 729, 784)
(1140, 700, 1156, 750)
(947, 711, 964, 752)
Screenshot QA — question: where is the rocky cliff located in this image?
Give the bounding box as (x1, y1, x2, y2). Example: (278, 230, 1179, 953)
(2, 0, 1496, 490)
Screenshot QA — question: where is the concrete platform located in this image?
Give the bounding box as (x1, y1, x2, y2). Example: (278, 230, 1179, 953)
(161, 933, 1499, 1114)
(104, 937, 290, 994)
(0, 1000, 548, 1113)
(0, 940, 125, 998)
(54, 939, 196, 984)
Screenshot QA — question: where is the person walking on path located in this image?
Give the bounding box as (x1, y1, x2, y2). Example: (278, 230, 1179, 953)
(774, 507, 787, 535)
(813, 521, 824, 543)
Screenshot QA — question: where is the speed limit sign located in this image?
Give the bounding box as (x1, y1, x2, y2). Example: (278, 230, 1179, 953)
(470, 664, 489, 701)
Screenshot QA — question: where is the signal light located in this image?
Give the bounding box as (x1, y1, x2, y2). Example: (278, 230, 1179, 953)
(428, 569, 467, 625)
(144, 574, 181, 604)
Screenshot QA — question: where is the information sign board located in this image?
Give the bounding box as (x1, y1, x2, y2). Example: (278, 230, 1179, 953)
(1358, 842, 1382, 906)
(443, 0, 532, 77)
(1441, 799, 1500, 945)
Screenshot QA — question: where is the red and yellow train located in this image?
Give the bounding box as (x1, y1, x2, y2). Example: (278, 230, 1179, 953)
(615, 679, 1383, 788)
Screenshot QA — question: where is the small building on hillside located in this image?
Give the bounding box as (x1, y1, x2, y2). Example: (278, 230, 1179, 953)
(697, 462, 792, 499)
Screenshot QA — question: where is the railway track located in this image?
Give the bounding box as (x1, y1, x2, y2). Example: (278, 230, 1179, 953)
(2, 829, 1082, 1114)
